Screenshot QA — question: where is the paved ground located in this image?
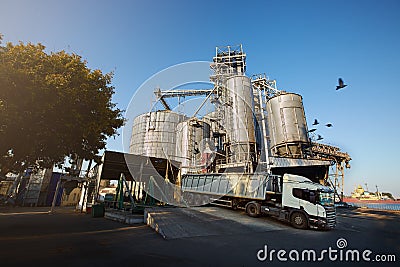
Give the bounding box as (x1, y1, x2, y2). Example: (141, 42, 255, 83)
(0, 205, 399, 266)
(145, 206, 284, 239)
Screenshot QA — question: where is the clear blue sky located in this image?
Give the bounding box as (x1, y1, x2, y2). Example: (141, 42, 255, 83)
(1, 0, 399, 196)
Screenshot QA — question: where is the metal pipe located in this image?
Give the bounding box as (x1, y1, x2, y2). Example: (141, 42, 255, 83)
(191, 88, 215, 118)
(258, 88, 270, 173)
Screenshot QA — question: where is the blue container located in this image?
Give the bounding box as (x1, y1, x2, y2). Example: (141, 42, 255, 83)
(45, 172, 64, 206)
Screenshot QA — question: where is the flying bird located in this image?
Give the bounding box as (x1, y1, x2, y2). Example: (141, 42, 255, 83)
(313, 119, 319, 126)
(325, 123, 333, 128)
(336, 78, 347, 90)
(308, 128, 317, 133)
(317, 135, 324, 141)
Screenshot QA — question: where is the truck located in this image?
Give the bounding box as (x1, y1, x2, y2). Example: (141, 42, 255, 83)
(181, 172, 336, 230)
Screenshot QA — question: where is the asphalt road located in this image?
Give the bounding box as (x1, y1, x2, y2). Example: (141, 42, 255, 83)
(0, 206, 398, 267)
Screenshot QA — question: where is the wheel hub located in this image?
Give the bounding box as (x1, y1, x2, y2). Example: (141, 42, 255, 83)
(294, 216, 303, 225)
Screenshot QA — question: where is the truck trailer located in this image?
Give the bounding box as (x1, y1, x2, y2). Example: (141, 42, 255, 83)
(181, 173, 336, 230)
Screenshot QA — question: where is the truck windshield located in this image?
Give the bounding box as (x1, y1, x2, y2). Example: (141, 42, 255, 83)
(318, 192, 334, 206)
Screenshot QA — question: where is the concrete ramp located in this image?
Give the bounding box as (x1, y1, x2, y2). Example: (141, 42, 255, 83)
(144, 206, 284, 239)
(104, 210, 144, 224)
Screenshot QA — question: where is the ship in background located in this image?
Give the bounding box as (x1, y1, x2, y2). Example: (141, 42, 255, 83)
(343, 184, 398, 204)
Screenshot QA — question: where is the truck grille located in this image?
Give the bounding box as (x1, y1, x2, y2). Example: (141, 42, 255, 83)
(325, 206, 336, 228)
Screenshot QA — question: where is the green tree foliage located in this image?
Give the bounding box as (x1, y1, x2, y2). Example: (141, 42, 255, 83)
(0, 38, 124, 175)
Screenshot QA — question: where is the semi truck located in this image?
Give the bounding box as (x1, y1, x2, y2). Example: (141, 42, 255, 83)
(181, 173, 336, 230)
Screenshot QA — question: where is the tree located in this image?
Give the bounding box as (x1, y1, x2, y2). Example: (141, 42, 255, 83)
(0, 37, 124, 176)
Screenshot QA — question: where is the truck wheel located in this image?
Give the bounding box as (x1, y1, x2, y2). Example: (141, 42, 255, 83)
(184, 192, 194, 205)
(202, 195, 210, 205)
(194, 194, 202, 206)
(246, 202, 259, 217)
(290, 212, 308, 229)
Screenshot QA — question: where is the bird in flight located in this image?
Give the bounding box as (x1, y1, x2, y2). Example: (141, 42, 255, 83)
(308, 128, 317, 132)
(325, 123, 333, 128)
(313, 119, 319, 125)
(317, 135, 324, 141)
(336, 78, 347, 90)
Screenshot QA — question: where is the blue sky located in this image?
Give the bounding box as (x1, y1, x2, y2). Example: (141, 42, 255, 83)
(1, 0, 399, 196)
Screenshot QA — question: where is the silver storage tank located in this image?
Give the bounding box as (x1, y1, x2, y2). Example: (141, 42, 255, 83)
(130, 114, 147, 156)
(175, 118, 212, 173)
(225, 75, 256, 163)
(130, 110, 186, 160)
(266, 93, 309, 157)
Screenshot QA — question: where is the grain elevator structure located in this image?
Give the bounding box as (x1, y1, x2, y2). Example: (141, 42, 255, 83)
(129, 45, 351, 200)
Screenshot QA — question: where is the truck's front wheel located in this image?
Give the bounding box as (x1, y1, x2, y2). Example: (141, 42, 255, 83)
(290, 212, 308, 229)
(246, 202, 260, 217)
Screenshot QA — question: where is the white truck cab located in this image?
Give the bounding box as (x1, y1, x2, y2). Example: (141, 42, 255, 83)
(281, 174, 336, 229)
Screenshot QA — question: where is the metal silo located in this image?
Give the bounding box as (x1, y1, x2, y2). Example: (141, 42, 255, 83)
(176, 118, 212, 173)
(129, 110, 186, 160)
(225, 75, 256, 163)
(130, 114, 147, 156)
(266, 93, 309, 157)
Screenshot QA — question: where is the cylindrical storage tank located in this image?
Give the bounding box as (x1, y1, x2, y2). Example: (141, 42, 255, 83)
(175, 119, 212, 173)
(130, 110, 186, 160)
(130, 114, 147, 156)
(225, 75, 256, 163)
(266, 93, 309, 157)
